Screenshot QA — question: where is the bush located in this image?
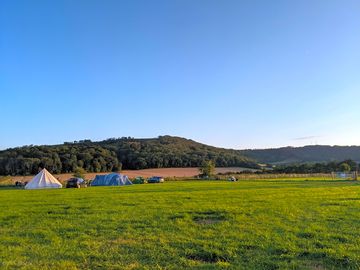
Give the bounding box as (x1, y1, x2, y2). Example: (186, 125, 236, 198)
(73, 167, 87, 179)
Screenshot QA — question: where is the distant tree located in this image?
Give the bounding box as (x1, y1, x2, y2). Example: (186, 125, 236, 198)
(342, 159, 357, 171)
(73, 167, 87, 179)
(92, 160, 101, 172)
(199, 160, 216, 177)
(339, 163, 351, 172)
(113, 162, 122, 172)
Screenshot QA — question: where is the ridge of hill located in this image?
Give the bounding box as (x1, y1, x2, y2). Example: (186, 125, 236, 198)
(0, 136, 258, 175)
(241, 145, 360, 164)
(3, 136, 360, 176)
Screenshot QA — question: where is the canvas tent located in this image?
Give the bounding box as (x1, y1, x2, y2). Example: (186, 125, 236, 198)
(25, 168, 62, 190)
(91, 173, 132, 186)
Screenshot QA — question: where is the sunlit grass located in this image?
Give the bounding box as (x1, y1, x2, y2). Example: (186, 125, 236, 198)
(1, 180, 360, 269)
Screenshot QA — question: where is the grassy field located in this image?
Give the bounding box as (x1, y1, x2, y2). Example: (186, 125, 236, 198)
(1, 180, 360, 269)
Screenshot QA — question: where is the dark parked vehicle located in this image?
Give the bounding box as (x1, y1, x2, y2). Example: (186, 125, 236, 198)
(66, 178, 87, 188)
(147, 176, 164, 183)
(15, 181, 27, 187)
(132, 177, 147, 184)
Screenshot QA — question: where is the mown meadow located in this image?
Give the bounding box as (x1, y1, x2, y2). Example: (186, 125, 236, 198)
(1, 180, 360, 269)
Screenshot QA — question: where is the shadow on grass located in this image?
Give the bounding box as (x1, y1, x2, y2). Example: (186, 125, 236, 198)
(0, 185, 22, 190)
(192, 210, 228, 225)
(298, 251, 354, 269)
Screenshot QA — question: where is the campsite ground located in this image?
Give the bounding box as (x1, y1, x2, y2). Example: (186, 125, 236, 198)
(6, 167, 258, 183)
(1, 180, 360, 269)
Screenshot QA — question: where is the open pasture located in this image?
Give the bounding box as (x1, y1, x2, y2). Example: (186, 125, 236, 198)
(1, 180, 360, 269)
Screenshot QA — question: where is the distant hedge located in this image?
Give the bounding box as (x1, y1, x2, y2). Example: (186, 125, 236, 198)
(272, 159, 357, 174)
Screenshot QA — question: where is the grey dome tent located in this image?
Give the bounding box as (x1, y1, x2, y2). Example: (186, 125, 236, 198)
(91, 173, 132, 186)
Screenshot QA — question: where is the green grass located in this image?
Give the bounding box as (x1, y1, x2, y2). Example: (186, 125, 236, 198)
(1, 180, 360, 269)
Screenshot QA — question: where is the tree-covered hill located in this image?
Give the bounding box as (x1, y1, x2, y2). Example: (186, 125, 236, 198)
(241, 145, 360, 165)
(0, 136, 259, 175)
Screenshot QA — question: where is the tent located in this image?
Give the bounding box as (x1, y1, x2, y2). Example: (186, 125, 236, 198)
(25, 168, 62, 190)
(91, 173, 132, 186)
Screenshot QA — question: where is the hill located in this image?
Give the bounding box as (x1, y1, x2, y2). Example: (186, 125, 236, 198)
(241, 145, 360, 164)
(0, 136, 258, 175)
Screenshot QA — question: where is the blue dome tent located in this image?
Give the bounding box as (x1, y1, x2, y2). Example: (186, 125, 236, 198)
(91, 173, 132, 186)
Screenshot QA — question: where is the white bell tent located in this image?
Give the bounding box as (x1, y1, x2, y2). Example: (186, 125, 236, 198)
(25, 168, 62, 190)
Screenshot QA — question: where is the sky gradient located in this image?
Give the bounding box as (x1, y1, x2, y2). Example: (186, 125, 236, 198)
(1, 0, 360, 150)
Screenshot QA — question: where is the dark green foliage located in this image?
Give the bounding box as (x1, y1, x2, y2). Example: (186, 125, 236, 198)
(241, 145, 360, 164)
(199, 160, 216, 177)
(339, 162, 351, 172)
(106, 136, 258, 170)
(0, 144, 120, 175)
(273, 159, 357, 173)
(0, 136, 258, 175)
(73, 167, 87, 179)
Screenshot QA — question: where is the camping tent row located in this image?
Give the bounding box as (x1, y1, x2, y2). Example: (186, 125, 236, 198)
(24, 169, 132, 190)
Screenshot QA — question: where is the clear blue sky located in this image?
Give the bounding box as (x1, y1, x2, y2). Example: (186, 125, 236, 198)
(1, 0, 359, 150)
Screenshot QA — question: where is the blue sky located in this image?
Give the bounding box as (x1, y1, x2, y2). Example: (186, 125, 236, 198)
(1, 0, 359, 150)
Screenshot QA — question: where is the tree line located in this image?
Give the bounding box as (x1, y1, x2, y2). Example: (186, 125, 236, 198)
(0, 145, 121, 175)
(241, 145, 360, 164)
(271, 160, 357, 174)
